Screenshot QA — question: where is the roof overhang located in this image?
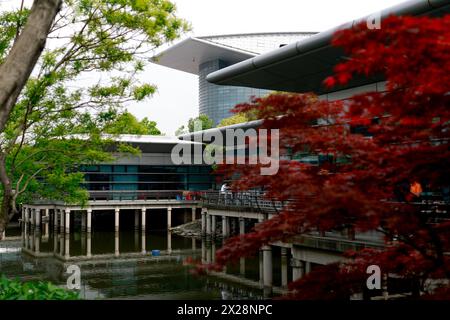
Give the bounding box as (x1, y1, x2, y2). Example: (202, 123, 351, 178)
(206, 0, 450, 94)
(151, 37, 256, 75)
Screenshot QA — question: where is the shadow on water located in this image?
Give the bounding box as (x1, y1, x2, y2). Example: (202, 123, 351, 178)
(0, 224, 285, 300)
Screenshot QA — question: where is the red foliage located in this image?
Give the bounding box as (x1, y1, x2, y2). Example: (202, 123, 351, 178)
(211, 15, 450, 299)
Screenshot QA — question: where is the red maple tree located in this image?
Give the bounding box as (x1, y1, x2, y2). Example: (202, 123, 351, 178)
(211, 15, 450, 299)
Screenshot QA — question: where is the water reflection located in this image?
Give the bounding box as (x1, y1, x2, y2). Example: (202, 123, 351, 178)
(0, 223, 288, 299)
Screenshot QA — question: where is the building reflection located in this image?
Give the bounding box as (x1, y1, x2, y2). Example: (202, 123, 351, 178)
(20, 224, 288, 299)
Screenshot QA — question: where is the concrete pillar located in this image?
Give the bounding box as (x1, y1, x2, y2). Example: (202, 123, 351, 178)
(167, 231, 172, 254)
(35, 209, 41, 229)
(167, 207, 172, 230)
(211, 215, 216, 236)
(31, 208, 35, 226)
(262, 245, 273, 288)
(87, 209, 92, 233)
(192, 237, 196, 250)
(25, 207, 29, 224)
(206, 214, 212, 235)
(240, 257, 246, 276)
(81, 211, 86, 232)
(53, 209, 58, 231)
(59, 209, 64, 233)
(239, 217, 245, 235)
(87, 232, 92, 258)
(114, 231, 119, 257)
(305, 261, 311, 274)
(64, 234, 70, 259)
(134, 210, 139, 230)
(191, 207, 196, 222)
(259, 250, 264, 285)
(114, 208, 120, 232)
(65, 209, 70, 234)
(201, 211, 206, 234)
(222, 216, 229, 238)
(141, 208, 146, 232)
(141, 232, 146, 254)
(21, 207, 25, 225)
(43, 221, 49, 239)
(292, 259, 305, 281)
(281, 248, 288, 288)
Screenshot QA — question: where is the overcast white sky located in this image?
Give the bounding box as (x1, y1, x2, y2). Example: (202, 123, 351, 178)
(1, 0, 407, 135)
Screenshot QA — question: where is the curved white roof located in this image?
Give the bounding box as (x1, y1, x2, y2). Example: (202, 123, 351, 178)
(151, 32, 316, 75)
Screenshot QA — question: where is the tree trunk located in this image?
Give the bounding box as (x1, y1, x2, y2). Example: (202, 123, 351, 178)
(0, 0, 62, 133)
(0, 153, 16, 239)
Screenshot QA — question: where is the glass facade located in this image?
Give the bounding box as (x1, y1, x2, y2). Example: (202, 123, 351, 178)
(199, 59, 270, 125)
(197, 33, 315, 125)
(80, 164, 215, 200)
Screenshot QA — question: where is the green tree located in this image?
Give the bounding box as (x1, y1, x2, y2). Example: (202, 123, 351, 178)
(104, 111, 162, 135)
(0, 0, 189, 237)
(188, 114, 214, 132)
(217, 112, 258, 127)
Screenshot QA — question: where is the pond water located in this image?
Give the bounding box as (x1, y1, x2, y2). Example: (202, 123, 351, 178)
(0, 226, 286, 300)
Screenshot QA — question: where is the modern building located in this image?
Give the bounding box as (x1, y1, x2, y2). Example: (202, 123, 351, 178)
(152, 32, 316, 125)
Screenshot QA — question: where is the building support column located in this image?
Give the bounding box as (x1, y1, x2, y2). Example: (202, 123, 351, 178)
(262, 245, 273, 288)
(25, 207, 30, 224)
(87, 209, 92, 233)
(81, 211, 86, 232)
(167, 207, 172, 230)
(30, 208, 35, 227)
(259, 250, 264, 285)
(141, 208, 146, 232)
(59, 209, 64, 233)
(239, 217, 245, 235)
(36, 209, 41, 230)
(21, 207, 25, 226)
(281, 248, 288, 288)
(291, 259, 305, 281)
(305, 261, 311, 274)
(65, 209, 70, 234)
(53, 209, 58, 231)
(222, 216, 229, 238)
(191, 207, 196, 222)
(134, 210, 140, 230)
(115, 208, 120, 232)
(211, 215, 216, 236)
(201, 210, 207, 235)
(206, 214, 212, 236)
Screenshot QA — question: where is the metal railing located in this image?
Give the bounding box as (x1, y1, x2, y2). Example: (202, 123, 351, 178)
(199, 190, 289, 214)
(88, 190, 202, 202)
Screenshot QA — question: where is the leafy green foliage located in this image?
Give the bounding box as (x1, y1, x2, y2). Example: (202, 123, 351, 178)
(105, 111, 162, 135)
(0, 276, 79, 300)
(0, 0, 188, 222)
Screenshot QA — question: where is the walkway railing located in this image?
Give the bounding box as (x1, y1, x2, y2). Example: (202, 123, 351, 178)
(88, 190, 201, 202)
(199, 190, 288, 214)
